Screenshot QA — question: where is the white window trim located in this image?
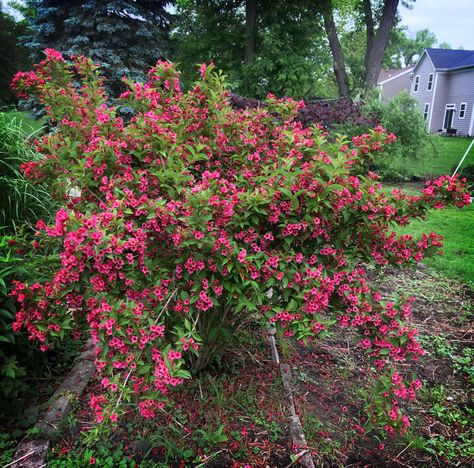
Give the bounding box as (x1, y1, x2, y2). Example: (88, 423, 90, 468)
(428, 72, 438, 132)
(423, 103, 430, 120)
(469, 103, 474, 136)
(443, 104, 456, 131)
(459, 102, 467, 119)
(427, 73, 434, 91)
(414, 75, 420, 93)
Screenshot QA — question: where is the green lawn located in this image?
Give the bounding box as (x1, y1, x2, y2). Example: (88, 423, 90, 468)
(434, 137, 474, 176)
(2, 111, 46, 135)
(387, 136, 474, 283)
(397, 202, 474, 284)
(390, 136, 474, 178)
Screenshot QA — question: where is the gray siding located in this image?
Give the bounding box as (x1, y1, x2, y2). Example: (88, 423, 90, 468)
(411, 51, 474, 135)
(429, 73, 449, 133)
(444, 69, 474, 135)
(380, 73, 411, 103)
(410, 54, 436, 129)
(426, 71, 474, 135)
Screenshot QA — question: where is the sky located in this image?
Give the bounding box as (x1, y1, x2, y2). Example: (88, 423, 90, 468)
(399, 0, 474, 50)
(2, 0, 474, 51)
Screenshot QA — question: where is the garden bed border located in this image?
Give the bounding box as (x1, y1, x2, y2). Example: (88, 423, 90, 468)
(267, 327, 315, 468)
(10, 340, 96, 468)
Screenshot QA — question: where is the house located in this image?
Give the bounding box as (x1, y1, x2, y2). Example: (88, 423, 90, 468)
(410, 48, 474, 136)
(377, 67, 413, 104)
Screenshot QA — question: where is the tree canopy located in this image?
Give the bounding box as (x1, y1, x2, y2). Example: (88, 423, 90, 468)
(172, 0, 335, 99)
(2, 0, 450, 101)
(0, 7, 31, 106)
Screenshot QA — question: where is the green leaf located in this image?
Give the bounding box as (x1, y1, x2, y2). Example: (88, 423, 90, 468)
(174, 369, 192, 379)
(137, 365, 151, 375)
(0, 308, 13, 320)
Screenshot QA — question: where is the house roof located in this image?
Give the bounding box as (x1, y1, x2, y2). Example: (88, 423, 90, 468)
(377, 67, 412, 84)
(425, 48, 474, 71)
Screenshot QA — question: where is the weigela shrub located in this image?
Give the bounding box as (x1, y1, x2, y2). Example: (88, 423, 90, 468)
(10, 50, 470, 433)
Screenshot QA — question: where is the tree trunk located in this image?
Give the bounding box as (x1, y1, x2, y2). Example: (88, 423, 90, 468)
(362, 0, 375, 75)
(364, 0, 400, 90)
(245, 0, 257, 64)
(320, 0, 350, 97)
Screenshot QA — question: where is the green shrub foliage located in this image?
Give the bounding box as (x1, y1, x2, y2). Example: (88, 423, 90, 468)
(363, 91, 440, 162)
(10, 51, 470, 435)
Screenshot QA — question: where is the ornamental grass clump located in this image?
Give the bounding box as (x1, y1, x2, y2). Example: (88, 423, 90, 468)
(10, 50, 470, 434)
(0, 111, 53, 230)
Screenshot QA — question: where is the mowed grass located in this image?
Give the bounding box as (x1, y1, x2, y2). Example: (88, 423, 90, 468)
(2, 110, 46, 135)
(388, 136, 474, 282)
(390, 136, 474, 177)
(397, 202, 474, 284)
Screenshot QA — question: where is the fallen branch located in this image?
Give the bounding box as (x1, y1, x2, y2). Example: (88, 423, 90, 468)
(3, 450, 36, 468)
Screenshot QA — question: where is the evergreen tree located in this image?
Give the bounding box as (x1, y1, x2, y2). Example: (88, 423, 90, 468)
(23, 0, 173, 94)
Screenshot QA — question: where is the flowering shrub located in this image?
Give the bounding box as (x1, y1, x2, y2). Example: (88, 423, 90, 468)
(10, 50, 470, 433)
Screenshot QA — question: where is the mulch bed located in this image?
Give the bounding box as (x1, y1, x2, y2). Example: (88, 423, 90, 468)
(51, 330, 294, 467)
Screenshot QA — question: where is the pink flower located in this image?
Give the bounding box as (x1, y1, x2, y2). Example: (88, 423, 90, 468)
(389, 407, 399, 421)
(237, 249, 247, 263)
(359, 339, 372, 349)
(168, 350, 182, 361)
(410, 379, 422, 390)
(44, 48, 64, 61)
(199, 63, 207, 77)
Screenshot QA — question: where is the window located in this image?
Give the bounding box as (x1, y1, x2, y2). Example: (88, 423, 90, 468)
(423, 103, 430, 120)
(414, 75, 420, 92)
(459, 102, 467, 119)
(427, 73, 434, 90)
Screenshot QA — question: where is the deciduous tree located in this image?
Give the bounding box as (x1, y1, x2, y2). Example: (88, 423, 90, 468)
(319, 0, 350, 97)
(0, 7, 31, 105)
(245, 0, 257, 64)
(363, 0, 400, 90)
(320, 0, 412, 95)
(173, 0, 334, 98)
